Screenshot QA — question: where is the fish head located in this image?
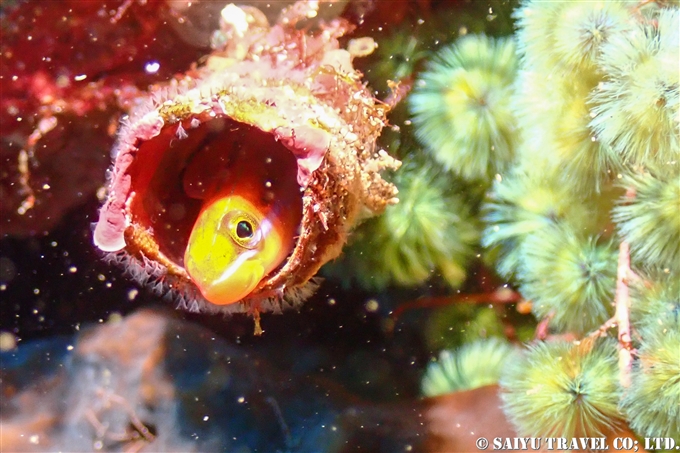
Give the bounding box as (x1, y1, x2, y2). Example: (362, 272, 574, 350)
(184, 194, 288, 305)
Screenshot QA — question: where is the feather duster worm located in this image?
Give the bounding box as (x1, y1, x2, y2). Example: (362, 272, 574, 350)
(93, 2, 400, 321)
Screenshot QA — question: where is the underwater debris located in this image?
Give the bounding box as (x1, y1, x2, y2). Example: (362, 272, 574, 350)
(93, 2, 400, 318)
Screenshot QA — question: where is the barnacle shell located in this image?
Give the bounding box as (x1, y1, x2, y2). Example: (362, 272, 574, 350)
(93, 1, 400, 316)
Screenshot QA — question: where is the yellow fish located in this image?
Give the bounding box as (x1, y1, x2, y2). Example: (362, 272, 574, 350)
(181, 124, 302, 306)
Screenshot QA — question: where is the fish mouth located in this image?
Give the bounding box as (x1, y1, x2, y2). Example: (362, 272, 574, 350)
(192, 248, 265, 306)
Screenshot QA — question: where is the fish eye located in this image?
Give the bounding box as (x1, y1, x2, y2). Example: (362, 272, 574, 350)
(222, 211, 262, 249)
(236, 220, 253, 239)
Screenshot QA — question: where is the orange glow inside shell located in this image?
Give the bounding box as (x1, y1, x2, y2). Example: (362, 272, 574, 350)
(124, 117, 303, 304)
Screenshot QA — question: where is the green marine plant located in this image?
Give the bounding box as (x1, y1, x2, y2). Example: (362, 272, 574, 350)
(398, 0, 680, 441)
(490, 0, 678, 440)
(481, 165, 598, 278)
(323, 5, 521, 293)
(500, 338, 623, 438)
(424, 303, 509, 353)
(302, 0, 677, 440)
(481, 0, 678, 325)
(409, 34, 518, 181)
(513, 0, 633, 77)
(363, 26, 430, 97)
(326, 160, 479, 290)
(613, 167, 680, 272)
(589, 7, 679, 167)
(621, 312, 680, 439)
(422, 338, 516, 397)
(511, 58, 621, 194)
(622, 270, 680, 440)
(510, 1, 652, 193)
(629, 271, 680, 331)
(518, 224, 617, 334)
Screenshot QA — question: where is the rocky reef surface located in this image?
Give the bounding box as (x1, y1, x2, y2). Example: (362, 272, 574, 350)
(1, 309, 516, 452)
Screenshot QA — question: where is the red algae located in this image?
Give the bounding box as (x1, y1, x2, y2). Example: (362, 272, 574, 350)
(0, 0, 209, 236)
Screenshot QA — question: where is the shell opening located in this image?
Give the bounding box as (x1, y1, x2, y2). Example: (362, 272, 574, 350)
(123, 116, 304, 303)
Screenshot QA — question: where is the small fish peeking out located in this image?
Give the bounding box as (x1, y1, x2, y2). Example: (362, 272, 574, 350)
(180, 123, 302, 306)
(92, 1, 400, 320)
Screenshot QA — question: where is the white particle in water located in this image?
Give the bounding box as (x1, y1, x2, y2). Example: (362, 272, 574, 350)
(365, 299, 379, 312)
(144, 61, 160, 74)
(0, 332, 17, 352)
